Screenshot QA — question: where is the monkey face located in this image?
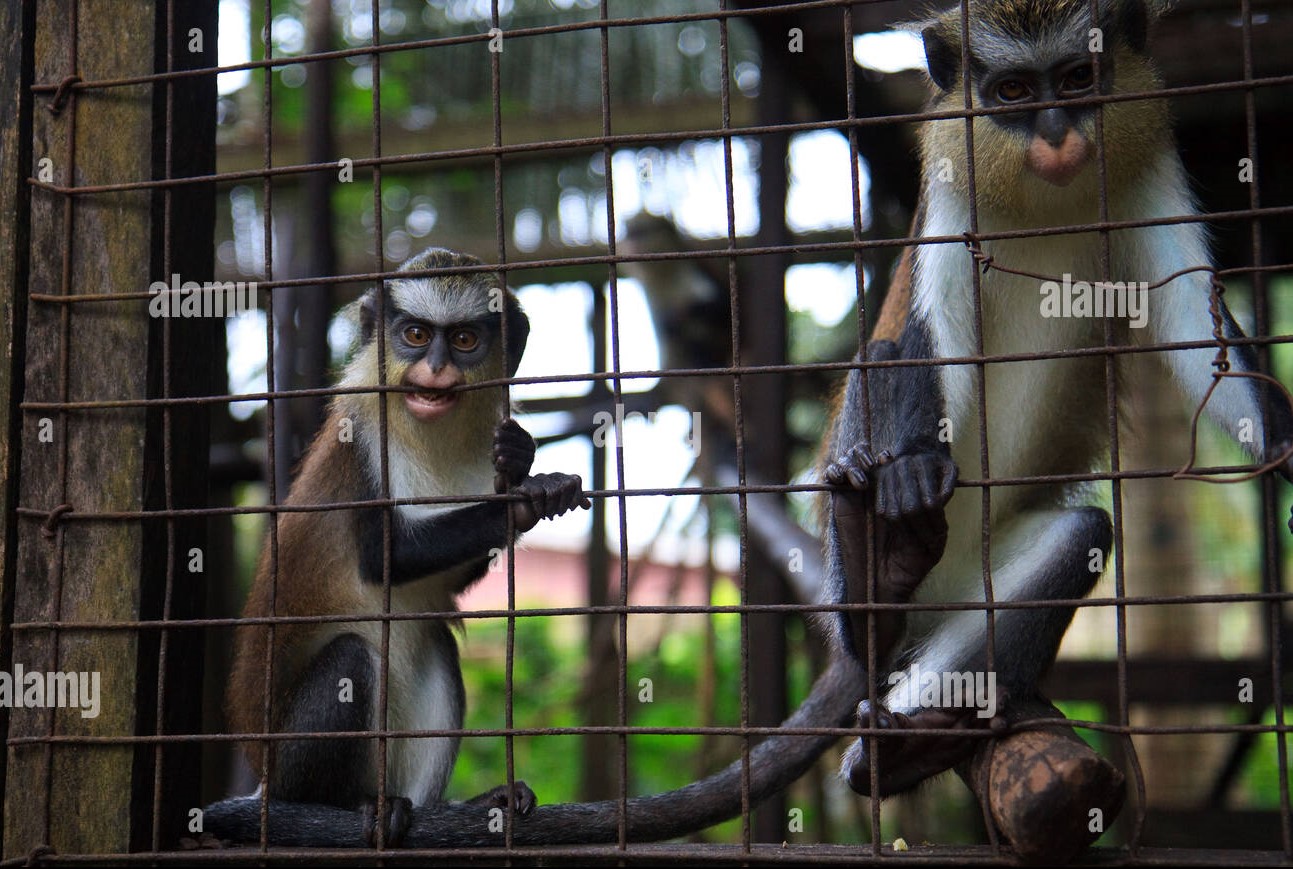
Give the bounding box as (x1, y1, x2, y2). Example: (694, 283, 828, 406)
(982, 61, 1098, 187)
(918, 0, 1162, 204)
(394, 318, 494, 422)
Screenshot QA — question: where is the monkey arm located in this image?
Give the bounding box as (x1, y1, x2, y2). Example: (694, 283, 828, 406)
(356, 471, 586, 586)
(823, 317, 956, 663)
(202, 654, 864, 847)
(357, 502, 505, 585)
(1132, 212, 1293, 480)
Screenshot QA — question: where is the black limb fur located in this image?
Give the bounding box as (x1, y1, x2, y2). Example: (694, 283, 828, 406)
(823, 318, 954, 666)
(274, 633, 379, 807)
(841, 506, 1112, 797)
(202, 655, 864, 847)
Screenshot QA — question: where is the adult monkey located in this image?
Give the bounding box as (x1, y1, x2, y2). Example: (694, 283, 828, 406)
(822, 0, 1293, 802)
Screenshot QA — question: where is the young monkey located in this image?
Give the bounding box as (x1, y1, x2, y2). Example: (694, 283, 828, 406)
(214, 248, 588, 845)
(204, 250, 869, 848)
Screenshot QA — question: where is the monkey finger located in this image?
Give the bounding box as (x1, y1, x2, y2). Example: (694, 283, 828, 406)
(552, 477, 578, 516)
(565, 473, 592, 510)
(844, 470, 868, 492)
(526, 479, 550, 521)
(824, 461, 849, 486)
(494, 418, 536, 459)
(556, 478, 583, 516)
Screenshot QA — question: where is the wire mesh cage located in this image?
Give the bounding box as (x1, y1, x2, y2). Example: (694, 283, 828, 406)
(1, 0, 1292, 865)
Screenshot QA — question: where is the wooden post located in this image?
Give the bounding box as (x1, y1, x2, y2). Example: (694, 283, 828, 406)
(2, 0, 217, 856)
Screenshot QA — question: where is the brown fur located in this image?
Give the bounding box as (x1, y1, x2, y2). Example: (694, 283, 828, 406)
(228, 418, 368, 772)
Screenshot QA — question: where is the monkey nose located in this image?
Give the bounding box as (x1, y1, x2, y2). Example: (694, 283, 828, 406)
(1034, 108, 1071, 148)
(1026, 130, 1092, 187)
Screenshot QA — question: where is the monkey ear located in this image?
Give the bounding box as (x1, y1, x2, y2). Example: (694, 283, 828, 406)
(359, 289, 381, 347)
(504, 295, 530, 378)
(921, 23, 960, 93)
(1114, 0, 1151, 52)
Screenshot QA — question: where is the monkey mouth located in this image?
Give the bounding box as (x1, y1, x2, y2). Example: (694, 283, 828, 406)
(404, 388, 459, 420)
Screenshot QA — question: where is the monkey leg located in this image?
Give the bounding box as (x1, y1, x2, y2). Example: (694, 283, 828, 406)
(842, 506, 1111, 797)
(274, 632, 412, 846)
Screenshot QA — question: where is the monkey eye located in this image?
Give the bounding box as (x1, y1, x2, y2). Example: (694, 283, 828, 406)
(449, 328, 480, 352)
(402, 324, 431, 347)
(995, 79, 1031, 102)
(1059, 64, 1095, 96)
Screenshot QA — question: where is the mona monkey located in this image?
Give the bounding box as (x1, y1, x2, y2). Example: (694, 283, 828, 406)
(204, 249, 868, 847)
(821, 0, 1293, 797)
(212, 248, 589, 844)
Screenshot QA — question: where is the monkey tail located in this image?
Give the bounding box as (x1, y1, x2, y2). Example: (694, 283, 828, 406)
(202, 654, 864, 848)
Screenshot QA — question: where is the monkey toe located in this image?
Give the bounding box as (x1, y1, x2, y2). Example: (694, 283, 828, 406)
(468, 781, 538, 816)
(827, 444, 890, 491)
(844, 702, 985, 797)
(362, 796, 413, 848)
(514, 780, 538, 816)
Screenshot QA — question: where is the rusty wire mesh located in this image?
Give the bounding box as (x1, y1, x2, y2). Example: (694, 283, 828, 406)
(4, 0, 1293, 865)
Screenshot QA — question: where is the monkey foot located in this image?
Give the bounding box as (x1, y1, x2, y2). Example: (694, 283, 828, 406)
(842, 699, 1004, 798)
(466, 780, 538, 816)
(828, 449, 953, 597)
(828, 447, 954, 661)
(362, 795, 413, 847)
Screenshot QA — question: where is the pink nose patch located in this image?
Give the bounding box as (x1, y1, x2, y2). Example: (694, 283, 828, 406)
(1026, 130, 1092, 187)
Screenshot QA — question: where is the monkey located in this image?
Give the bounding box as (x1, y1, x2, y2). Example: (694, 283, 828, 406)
(210, 248, 591, 845)
(819, 0, 1293, 798)
(202, 247, 869, 848)
(619, 213, 733, 376)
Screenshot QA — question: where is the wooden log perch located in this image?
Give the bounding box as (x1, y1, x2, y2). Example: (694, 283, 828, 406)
(957, 697, 1126, 865)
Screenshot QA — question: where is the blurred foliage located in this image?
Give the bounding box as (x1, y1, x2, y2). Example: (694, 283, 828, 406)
(449, 578, 860, 842)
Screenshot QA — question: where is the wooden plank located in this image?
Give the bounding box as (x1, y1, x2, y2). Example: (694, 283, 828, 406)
(2, 0, 217, 857)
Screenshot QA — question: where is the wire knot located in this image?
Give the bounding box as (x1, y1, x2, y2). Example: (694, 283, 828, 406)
(42, 504, 72, 539)
(962, 234, 993, 274)
(25, 844, 55, 866)
(48, 75, 82, 115)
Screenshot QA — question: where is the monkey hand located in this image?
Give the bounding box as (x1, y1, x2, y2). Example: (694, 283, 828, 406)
(842, 695, 1006, 798)
(465, 780, 538, 816)
(508, 472, 591, 533)
(493, 417, 537, 494)
(836, 449, 956, 523)
(830, 449, 955, 597)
